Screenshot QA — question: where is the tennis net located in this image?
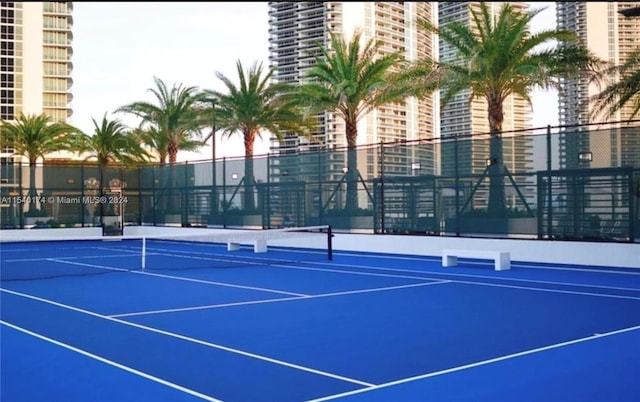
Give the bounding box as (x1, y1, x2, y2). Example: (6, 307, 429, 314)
(0, 225, 333, 281)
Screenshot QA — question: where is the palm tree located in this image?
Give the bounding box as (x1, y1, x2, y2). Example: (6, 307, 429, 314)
(591, 47, 640, 121)
(117, 77, 210, 220)
(0, 113, 80, 216)
(416, 2, 606, 216)
(133, 126, 203, 165)
(79, 114, 149, 167)
(293, 29, 429, 212)
(205, 59, 313, 211)
(76, 114, 149, 225)
(116, 76, 208, 165)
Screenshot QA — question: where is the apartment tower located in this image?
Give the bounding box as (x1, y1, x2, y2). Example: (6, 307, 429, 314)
(0, 2, 74, 221)
(267, 2, 439, 183)
(557, 2, 640, 169)
(0, 2, 73, 128)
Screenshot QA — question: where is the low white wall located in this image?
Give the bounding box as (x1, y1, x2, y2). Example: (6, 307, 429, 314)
(124, 226, 239, 237)
(126, 227, 639, 269)
(326, 233, 640, 269)
(0, 227, 103, 240)
(2, 226, 637, 269)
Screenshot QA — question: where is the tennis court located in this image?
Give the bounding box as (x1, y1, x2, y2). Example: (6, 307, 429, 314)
(1, 227, 639, 402)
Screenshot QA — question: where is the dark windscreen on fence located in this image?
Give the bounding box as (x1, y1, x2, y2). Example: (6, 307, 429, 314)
(1, 123, 638, 241)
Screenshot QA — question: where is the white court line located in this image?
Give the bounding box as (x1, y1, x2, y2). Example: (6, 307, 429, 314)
(293, 260, 640, 294)
(44, 256, 640, 318)
(0, 320, 223, 402)
(325, 250, 640, 276)
(110, 295, 308, 317)
(269, 264, 437, 282)
(46, 258, 309, 297)
(94, 246, 141, 254)
(510, 263, 640, 276)
(0, 287, 374, 388)
(142, 246, 319, 267)
(281, 263, 640, 301)
(45, 258, 130, 273)
(5, 253, 141, 263)
(2, 242, 145, 254)
(306, 324, 640, 402)
(136, 269, 310, 297)
(16, 251, 640, 313)
(32, 249, 640, 296)
(110, 281, 449, 318)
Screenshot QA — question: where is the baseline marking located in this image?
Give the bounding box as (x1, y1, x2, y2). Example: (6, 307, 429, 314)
(0, 320, 222, 402)
(0, 287, 374, 388)
(307, 325, 640, 401)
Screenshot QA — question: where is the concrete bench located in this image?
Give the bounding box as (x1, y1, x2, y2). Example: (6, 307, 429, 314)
(442, 249, 510, 271)
(227, 239, 267, 253)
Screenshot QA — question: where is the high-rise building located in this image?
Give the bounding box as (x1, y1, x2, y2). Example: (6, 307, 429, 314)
(0, 2, 73, 125)
(437, 2, 534, 213)
(557, 2, 640, 169)
(267, 2, 439, 182)
(0, 2, 74, 220)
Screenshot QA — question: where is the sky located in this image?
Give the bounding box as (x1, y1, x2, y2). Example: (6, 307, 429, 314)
(70, 2, 558, 163)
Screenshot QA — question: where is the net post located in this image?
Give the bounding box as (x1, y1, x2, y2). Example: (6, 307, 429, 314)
(141, 236, 146, 270)
(327, 225, 333, 260)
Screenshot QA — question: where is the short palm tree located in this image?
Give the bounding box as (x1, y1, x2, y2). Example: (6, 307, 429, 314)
(117, 77, 210, 217)
(79, 114, 148, 167)
(294, 29, 430, 212)
(76, 114, 149, 224)
(590, 47, 640, 121)
(416, 2, 606, 216)
(0, 113, 80, 215)
(116, 76, 208, 165)
(133, 126, 203, 165)
(205, 59, 313, 211)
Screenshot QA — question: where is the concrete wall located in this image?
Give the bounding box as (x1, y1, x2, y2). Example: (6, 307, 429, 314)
(123, 226, 639, 269)
(2, 226, 637, 269)
(320, 233, 639, 269)
(0, 227, 103, 241)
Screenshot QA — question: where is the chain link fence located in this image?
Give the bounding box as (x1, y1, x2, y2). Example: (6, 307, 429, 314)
(1, 122, 638, 242)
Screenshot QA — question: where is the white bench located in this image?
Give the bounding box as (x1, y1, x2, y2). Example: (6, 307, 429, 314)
(442, 249, 510, 271)
(227, 239, 267, 253)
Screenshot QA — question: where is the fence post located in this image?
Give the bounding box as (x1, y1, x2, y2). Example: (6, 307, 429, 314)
(379, 140, 385, 232)
(222, 157, 227, 228)
(454, 134, 460, 236)
(546, 125, 552, 238)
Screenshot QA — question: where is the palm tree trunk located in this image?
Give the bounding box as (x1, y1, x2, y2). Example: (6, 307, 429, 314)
(27, 161, 38, 215)
(243, 134, 256, 211)
(168, 140, 178, 165)
(243, 157, 255, 211)
(488, 130, 506, 216)
(487, 100, 506, 216)
(167, 139, 179, 214)
(345, 121, 359, 212)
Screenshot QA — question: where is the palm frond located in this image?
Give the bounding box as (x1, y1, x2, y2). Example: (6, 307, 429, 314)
(590, 47, 640, 120)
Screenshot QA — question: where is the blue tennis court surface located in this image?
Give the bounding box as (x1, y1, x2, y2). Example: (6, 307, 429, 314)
(2, 237, 639, 402)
